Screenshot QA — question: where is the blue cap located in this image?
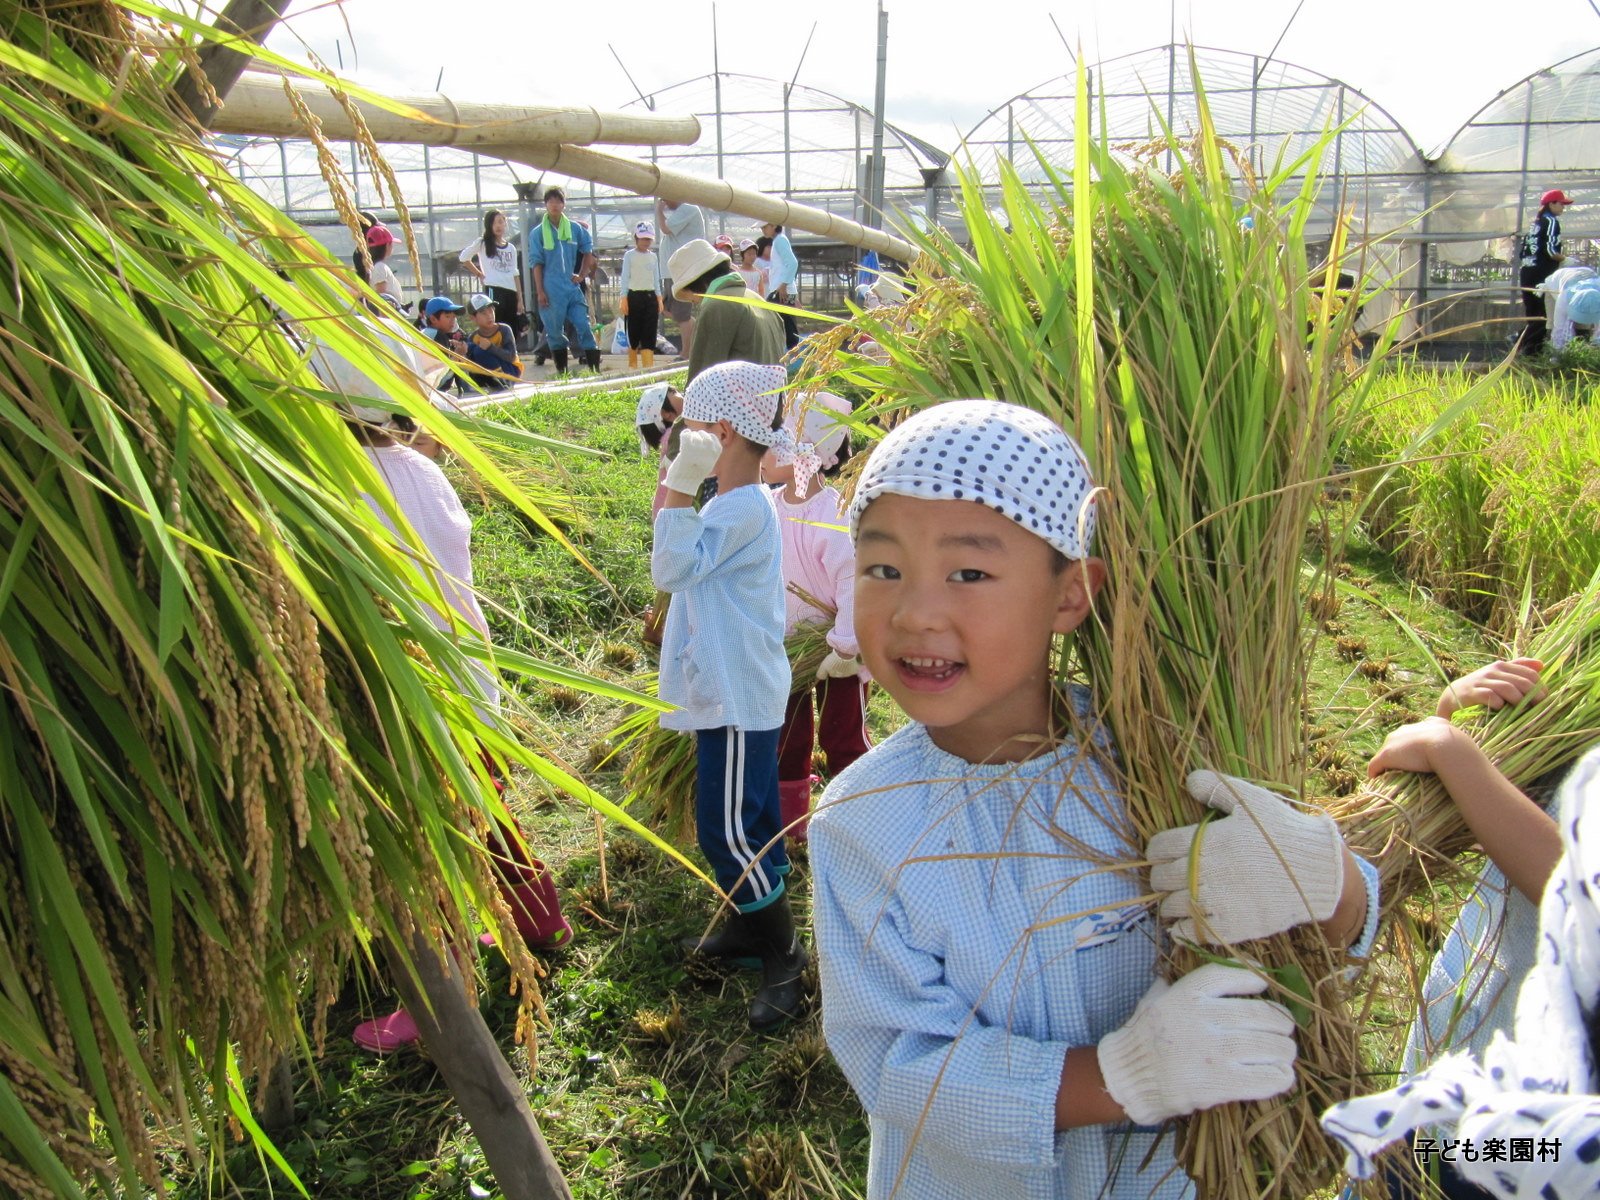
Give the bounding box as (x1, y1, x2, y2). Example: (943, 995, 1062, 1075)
(1569, 282, 1600, 327)
(424, 296, 465, 317)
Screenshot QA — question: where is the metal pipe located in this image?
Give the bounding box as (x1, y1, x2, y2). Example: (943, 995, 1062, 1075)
(868, 2, 889, 230)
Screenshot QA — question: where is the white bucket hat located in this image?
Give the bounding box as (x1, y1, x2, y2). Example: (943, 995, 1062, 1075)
(666, 239, 732, 299)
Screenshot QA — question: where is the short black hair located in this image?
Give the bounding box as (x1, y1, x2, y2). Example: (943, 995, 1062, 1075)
(820, 437, 854, 478)
(544, 187, 565, 203)
(639, 422, 666, 450)
(756, 236, 773, 256)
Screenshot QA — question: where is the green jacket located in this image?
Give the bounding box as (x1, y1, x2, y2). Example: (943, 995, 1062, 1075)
(685, 280, 785, 382)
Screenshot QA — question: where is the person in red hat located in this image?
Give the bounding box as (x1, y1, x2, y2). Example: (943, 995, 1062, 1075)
(1517, 188, 1574, 353)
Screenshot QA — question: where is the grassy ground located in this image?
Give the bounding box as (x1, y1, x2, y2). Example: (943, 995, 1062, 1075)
(163, 380, 1497, 1200)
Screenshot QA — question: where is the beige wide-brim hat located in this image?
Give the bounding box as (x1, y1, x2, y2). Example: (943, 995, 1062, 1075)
(666, 239, 732, 299)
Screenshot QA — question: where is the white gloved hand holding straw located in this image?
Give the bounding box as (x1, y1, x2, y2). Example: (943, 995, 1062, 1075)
(1147, 770, 1345, 945)
(1097, 963, 1298, 1125)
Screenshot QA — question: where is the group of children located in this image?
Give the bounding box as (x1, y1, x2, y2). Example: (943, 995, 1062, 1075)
(641, 368, 1596, 1199)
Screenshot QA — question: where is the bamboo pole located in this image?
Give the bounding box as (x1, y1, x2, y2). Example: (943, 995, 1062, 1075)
(476, 141, 918, 260)
(209, 79, 916, 261)
(212, 72, 701, 148)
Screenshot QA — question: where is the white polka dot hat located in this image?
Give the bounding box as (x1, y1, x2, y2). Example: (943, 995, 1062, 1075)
(848, 399, 1097, 560)
(681, 361, 788, 447)
(634, 383, 671, 456)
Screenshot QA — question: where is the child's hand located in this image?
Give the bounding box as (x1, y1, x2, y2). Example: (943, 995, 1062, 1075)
(1097, 964, 1296, 1125)
(663, 429, 722, 496)
(1366, 716, 1465, 778)
(1147, 771, 1344, 944)
(1436, 657, 1544, 719)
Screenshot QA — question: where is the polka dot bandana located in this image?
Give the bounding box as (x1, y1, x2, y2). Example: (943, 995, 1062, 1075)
(848, 400, 1097, 560)
(681, 361, 788, 447)
(773, 392, 852, 494)
(635, 383, 671, 457)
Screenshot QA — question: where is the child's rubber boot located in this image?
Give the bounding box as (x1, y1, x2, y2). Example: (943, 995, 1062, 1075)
(746, 894, 808, 1033)
(642, 349, 655, 369)
(778, 777, 817, 842)
(628, 347, 639, 370)
(680, 908, 760, 970)
(552, 347, 568, 374)
(586, 347, 604, 373)
(352, 1007, 421, 1053)
(479, 859, 574, 952)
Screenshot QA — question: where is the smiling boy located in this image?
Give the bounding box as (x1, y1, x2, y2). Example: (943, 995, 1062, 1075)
(810, 399, 1378, 1200)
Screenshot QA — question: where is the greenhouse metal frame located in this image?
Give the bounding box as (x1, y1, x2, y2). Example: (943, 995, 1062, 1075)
(218, 44, 1600, 346)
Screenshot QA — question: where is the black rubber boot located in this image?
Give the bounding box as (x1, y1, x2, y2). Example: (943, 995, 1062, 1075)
(680, 910, 760, 970)
(586, 347, 603, 372)
(746, 894, 808, 1033)
(552, 347, 568, 374)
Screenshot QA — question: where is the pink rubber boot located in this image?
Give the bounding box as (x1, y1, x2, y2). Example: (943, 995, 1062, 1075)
(479, 858, 574, 951)
(778, 777, 817, 842)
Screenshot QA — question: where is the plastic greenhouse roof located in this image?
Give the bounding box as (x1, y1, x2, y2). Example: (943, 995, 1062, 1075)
(618, 72, 947, 195)
(962, 45, 1424, 183)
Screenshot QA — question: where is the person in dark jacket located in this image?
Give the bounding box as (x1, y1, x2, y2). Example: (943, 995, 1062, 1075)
(1518, 188, 1574, 354)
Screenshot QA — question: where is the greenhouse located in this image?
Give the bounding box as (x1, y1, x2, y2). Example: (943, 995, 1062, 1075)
(215, 42, 1600, 345)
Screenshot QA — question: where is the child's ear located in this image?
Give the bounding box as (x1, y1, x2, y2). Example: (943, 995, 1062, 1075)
(1052, 556, 1106, 635)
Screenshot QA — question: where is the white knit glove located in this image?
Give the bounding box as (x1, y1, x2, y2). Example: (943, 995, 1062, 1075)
(663, 428, 722, 496)
(1097, 963, 1297, 1125)
(815, 651, 861, 680)
(1147, 770, 1345, 945)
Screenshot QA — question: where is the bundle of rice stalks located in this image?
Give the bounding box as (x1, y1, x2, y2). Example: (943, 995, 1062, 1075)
(611, 622, 837, 846)
(797, 57, 1397, 1199)
(1331, 568, 1600, 914)
(0, 5, 667, 1193)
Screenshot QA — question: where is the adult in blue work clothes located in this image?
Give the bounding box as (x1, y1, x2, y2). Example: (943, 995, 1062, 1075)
(530, 187, 600, 373)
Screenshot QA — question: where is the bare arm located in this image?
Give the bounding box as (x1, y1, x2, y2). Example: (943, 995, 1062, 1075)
(1369, 718, 1562, 901)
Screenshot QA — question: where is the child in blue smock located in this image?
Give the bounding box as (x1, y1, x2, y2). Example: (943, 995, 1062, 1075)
(810, 400, 1381, 1200)
(652, 360, 802, 1033)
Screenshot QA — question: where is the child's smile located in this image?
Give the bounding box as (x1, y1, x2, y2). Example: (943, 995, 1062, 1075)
(854, 493, 1102, 762)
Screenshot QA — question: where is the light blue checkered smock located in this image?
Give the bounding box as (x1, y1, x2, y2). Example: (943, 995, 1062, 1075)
(652, 483, 788, 732)
(810, 705, 1190, 1200)
(811, 696, 1381, 1200)
(1401, 863, 1541, 1075)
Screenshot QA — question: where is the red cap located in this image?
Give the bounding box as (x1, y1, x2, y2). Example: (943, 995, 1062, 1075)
(1542, 189, 1576, 206)
(365, 224, 396, 247)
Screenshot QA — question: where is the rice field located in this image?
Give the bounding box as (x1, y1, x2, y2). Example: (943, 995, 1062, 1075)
(1345, 361, 1600, 631)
